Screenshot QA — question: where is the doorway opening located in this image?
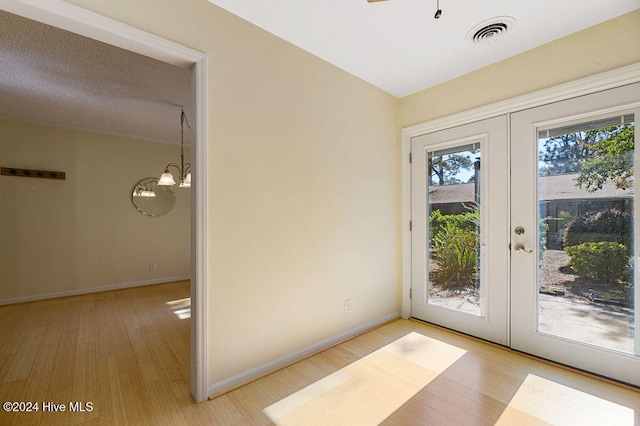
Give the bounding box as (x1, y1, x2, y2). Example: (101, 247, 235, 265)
(0, 0, 208, 402)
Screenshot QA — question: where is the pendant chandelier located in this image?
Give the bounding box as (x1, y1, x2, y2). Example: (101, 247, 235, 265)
(158, 108, 191, 188)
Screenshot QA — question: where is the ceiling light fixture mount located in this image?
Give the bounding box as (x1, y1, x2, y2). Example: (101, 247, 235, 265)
(366, 0, 443, 20)
(158, 108, 191, 188)
(466, 16, 516, 44)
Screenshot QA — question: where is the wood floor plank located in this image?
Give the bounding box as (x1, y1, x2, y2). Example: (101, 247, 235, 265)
(96, 355, 129, 425)
(18, 340, 55, 403)
(47, 328, 78, 396)
(125, 325, 162, 384)
(145, 379, 189, 425)
(422, 375, 508, 421)
(118, 366, 155, 425)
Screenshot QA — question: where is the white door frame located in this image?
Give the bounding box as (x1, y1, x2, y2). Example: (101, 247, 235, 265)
(0, 0, 209, 402)
(401, 62, 640, 320)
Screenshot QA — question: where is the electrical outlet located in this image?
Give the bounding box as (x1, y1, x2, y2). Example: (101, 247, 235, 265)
(344, 299, 351, 314)
(149, 263, 156, 272)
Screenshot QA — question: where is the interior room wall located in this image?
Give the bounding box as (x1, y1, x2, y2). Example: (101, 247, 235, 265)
(399, 10, 640, 128)
(0, 119, 191, 302)
(64, 0, 401, 388)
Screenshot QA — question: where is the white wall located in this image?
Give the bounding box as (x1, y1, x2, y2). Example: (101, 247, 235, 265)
(0, 119, 191, 302)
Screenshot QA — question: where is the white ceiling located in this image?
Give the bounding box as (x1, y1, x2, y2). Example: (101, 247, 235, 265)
(207, 0, 640, 98)
(0, 10, 192, 145)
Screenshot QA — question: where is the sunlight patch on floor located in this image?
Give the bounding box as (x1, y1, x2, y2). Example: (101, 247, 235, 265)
(495, 374, 634, 425)
(264, 332, 466, 425)
(166, 297, 191, 319)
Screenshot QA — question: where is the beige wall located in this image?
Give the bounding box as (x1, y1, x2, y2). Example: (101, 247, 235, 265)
(0, 119, 191, 301)
(399, 10, 640, 128)
(64, 0, 400, 386)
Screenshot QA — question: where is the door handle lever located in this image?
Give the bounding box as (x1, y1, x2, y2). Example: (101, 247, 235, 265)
(513, 243, 533, 253)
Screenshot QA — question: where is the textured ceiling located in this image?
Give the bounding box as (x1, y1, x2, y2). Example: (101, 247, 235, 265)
(207, 0, 640, 97)
(0, 10, 192, 145)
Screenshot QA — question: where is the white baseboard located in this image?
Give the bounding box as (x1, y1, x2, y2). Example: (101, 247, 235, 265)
(0, 275, 191, 305)
(207, 312, 401, 398)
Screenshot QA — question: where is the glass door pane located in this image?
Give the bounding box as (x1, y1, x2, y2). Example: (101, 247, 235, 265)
(537, 114, 635, 353)
(427, 143, 482, 316)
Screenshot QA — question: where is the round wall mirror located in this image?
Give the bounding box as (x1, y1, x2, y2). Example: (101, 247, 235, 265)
(132, 178, 175, 217)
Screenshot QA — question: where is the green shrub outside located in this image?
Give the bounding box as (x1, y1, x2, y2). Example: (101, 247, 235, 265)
(430, 207, 479, 235)
(564, 242, 630, 284)
(430, 208, 479, 288)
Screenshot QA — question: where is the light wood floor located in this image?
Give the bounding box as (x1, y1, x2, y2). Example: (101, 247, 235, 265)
(1, 282, 639, 425)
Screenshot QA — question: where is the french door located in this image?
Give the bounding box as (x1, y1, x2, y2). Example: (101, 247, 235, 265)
(411, 82, 640, 386)
(411, 115, 509, 345)
(510, 83, 640, 386)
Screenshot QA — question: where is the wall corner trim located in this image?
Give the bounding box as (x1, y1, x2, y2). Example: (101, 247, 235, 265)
(207, 312, 401, 398)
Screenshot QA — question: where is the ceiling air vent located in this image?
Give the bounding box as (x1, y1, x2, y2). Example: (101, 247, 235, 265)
(466, 16, 516, 44)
